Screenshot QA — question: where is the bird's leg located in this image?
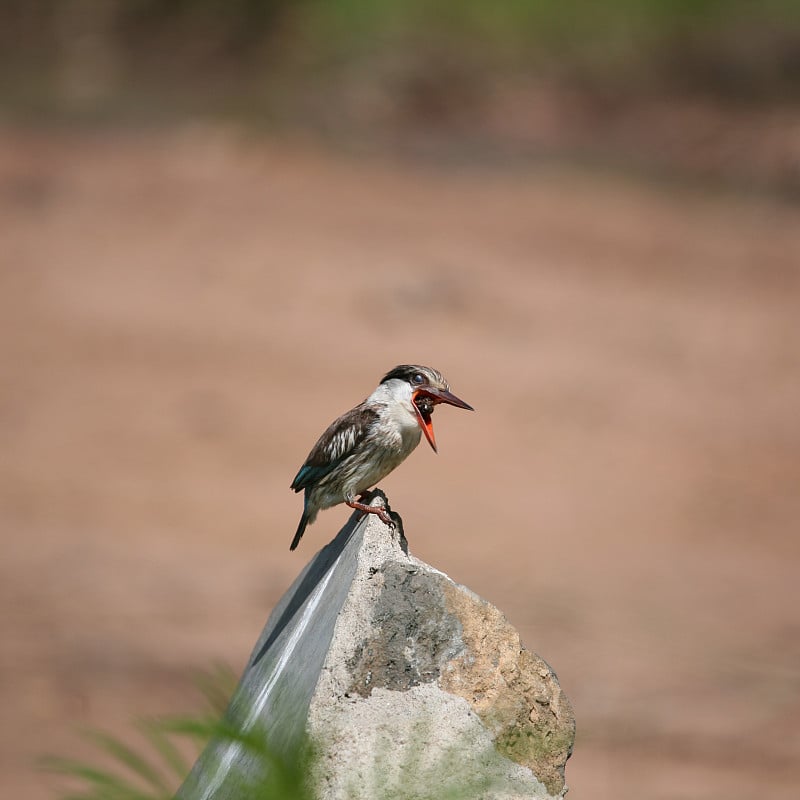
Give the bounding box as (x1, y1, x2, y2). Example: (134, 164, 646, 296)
(346, 499, 394, 527)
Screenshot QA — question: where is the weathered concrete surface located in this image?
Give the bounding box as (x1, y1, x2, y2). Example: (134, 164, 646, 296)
(178, 491, 574, 799)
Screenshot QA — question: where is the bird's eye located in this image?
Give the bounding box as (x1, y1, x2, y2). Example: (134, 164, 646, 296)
(412, 373, 425, 384)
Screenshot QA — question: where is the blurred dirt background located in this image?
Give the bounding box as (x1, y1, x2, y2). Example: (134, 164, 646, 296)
(2, 3, 800, 800)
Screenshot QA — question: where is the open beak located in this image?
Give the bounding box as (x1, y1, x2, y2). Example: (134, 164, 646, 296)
(413, 388, 474, 453)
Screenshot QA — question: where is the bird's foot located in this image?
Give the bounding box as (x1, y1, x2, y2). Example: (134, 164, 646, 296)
(346, 499, 395, 528)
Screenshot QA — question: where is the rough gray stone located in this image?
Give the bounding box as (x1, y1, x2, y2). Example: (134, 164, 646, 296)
(177, 491, 575, 800)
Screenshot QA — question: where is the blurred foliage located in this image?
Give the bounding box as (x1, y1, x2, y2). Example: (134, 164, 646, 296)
(1, 0, 799, 111)
(3, 0, 798, 198)
(42, 714, 317, 800)
(306, 0, 800, 93)
(41, 664, 316, 800)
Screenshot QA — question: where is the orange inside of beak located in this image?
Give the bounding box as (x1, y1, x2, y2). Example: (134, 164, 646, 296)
(413, 391, 438, 452)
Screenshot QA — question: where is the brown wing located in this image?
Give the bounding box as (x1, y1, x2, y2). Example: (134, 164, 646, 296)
(290, 404, 378, 492)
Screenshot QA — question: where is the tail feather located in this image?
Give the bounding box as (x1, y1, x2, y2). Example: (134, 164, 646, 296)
(289, 511, 309, 551)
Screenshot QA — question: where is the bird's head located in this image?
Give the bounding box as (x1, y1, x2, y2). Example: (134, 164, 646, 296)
(380, 364, 473, 452)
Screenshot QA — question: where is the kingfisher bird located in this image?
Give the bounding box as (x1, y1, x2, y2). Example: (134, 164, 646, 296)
(289, 364, 473, 550)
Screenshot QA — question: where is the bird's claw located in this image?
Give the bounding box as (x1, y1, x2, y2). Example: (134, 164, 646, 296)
(377, 508, 395, 528)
